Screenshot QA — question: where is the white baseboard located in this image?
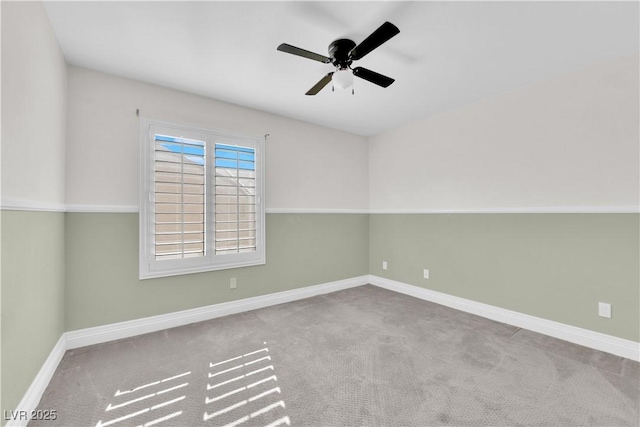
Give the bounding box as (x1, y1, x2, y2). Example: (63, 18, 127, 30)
(66, 275, 368, 349)
(6, 335, 67, 427)
(367, 275, 640, 361)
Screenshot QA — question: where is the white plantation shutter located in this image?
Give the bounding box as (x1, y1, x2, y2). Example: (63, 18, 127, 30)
(154, 134, 206, 260)
(140, 120, 265, 279)
(214, 144, 257, 254)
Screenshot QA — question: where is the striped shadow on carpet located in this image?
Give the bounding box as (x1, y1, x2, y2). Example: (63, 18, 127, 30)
(32, 285, 639, 426)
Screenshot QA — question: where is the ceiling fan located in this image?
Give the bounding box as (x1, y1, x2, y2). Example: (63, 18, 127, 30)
(277, 21, 400, 95)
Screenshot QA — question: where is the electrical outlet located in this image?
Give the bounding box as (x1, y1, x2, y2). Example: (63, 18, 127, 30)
(423, 269, 429, 279)
(598, 302, 611, 318)
(230, 278, 237, 289)
(382, 261, 388, 270)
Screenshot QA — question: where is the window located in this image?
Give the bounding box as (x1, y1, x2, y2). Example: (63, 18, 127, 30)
(140, 119, 265, 279)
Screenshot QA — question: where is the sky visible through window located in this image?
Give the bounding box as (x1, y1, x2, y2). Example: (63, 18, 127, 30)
(156, 135, 255, 171)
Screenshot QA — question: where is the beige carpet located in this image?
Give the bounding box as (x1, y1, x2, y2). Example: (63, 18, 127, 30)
(33, 285, 639, 426)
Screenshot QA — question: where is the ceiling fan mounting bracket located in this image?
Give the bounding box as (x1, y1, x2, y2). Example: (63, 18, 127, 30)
(328, 39, 356, 68)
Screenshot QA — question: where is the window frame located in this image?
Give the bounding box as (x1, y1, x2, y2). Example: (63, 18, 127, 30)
(139, 118, 265, 280)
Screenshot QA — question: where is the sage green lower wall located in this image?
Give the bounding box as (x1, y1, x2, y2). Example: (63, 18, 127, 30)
(65, 213, 369, 331)
(369, 213, 640, 341)
(1, 210, 66, 420)
(60, 211, 640, 340)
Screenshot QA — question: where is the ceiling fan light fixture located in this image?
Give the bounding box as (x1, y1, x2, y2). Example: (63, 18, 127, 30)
(332, 68, 353, 90)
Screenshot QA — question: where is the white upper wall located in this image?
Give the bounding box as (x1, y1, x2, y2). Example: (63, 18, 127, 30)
(1, 1, 67, 208)
(4, 2, 637, 213)
(65, 67, 369, 211)
(369, 53, 640, 212)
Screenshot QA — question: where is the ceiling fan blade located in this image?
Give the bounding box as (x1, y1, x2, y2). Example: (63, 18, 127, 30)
(305, 73, 334, 95)
(349, 22, 400, 61)
(277, 43, 331, 63)
(352, 67, 395, 88)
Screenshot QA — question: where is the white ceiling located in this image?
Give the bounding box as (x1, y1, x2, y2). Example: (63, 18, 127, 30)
(44, 1, 639, 136)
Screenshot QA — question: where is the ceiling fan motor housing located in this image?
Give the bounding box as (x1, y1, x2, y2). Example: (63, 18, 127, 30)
(329, 39, 356, 69)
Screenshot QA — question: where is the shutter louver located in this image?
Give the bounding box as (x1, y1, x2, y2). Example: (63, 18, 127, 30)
(214, 143, 257, 254)
(153, 134, 206, 260)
